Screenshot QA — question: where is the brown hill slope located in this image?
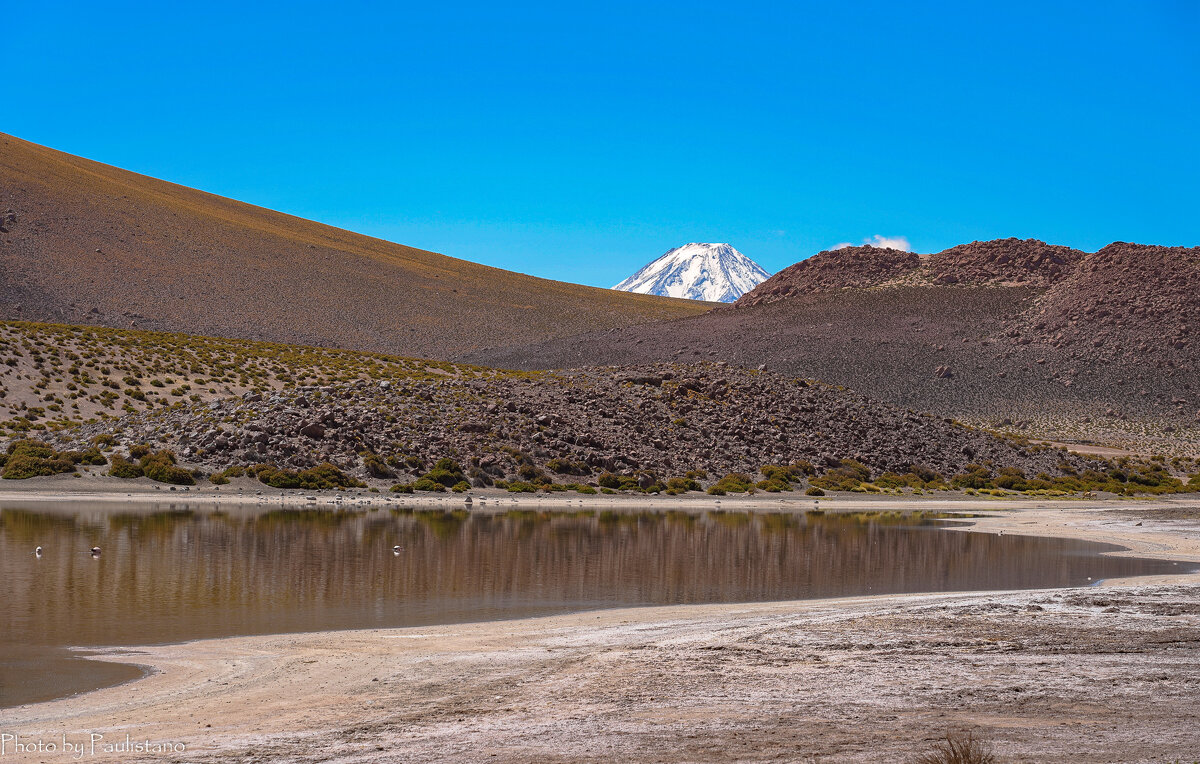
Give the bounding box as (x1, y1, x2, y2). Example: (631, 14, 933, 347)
(0, 134, 708, 357)
(735, 245, 920, 308)
(735, 238, 1085, 309)
(465, 240, 1200, 456)
(1010, 242, 1199, 364)
(11, 321, 1178, 494)
(927, 238, 1085, 287)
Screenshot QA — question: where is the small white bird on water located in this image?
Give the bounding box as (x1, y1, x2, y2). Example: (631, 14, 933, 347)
(90, 546, 101, 557)
(35, 546, 43, 558)
(392, 545, 402, 556)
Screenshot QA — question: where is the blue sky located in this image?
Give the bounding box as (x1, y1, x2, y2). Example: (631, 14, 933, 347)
(3, 1, 1198, 286)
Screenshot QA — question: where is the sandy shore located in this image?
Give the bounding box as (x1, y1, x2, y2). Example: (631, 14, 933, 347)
(3, 488, 1200, 763)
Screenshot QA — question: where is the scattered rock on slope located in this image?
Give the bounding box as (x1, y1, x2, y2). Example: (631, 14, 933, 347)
(735, 246, 920, 308)
(927, 238, 1085, 287)
(1009, 242, 1200, 364)
(51, 363, 1108, 487)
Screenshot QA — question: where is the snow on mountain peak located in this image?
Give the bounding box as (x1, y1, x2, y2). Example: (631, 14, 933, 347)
(612, 243, 770, 302)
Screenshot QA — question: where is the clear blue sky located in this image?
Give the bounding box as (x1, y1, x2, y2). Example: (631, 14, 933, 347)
(3, 1, 1198, 286)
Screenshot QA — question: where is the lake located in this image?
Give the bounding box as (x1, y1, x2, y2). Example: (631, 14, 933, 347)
(0, 501, 1185, 708)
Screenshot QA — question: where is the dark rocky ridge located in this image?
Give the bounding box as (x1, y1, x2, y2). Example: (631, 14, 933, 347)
(735, 238, 1088, 309)
(52, 364, 1106, 486)
(927, 238, 1086, 287)
(735, 246, 920, 308)
(1011, 242, 1199, 363)
(464, 262, 1200, 457)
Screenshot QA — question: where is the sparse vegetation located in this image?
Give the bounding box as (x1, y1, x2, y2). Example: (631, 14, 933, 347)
(708, 473, 756, 494)
(911, 732, 997, 764)
(2, 321, 1197, 495)
(1, 439, 78, 480)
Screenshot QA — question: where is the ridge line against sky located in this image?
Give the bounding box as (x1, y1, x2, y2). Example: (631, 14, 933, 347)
(3, 1, 1198, 288)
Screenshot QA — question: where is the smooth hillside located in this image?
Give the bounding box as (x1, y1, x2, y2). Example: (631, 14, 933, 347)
(464, 239, 1200, 457)
(0, 134, 709, 357)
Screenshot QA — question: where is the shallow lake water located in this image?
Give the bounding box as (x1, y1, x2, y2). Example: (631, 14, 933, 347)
(0, 501, 1186, 708)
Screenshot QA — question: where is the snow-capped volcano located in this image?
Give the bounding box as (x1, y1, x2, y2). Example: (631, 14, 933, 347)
(612, 243, 770, 302)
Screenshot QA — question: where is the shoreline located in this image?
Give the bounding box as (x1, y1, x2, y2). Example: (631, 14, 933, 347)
(3, 471, 1197, 508)
(2, 491, 1199, 762)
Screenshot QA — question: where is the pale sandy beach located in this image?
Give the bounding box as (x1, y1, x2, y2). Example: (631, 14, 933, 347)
(2, 489, 1199, 763)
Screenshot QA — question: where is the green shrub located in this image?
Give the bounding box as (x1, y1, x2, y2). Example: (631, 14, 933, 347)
(423, 458, 465, 487)
(666, 477, 702, 493)
(412, 477, 445, 492)
(873, 467, 945, 490)
(811, 459, 872, 491)
(361, 452, 394, 479)
(256, 465, 301, 489)
(597, 472, 621, 489)
(805, 486, 825, 496)
(710, 473, 755, 493)
(547, 458, 591, 475)
(79, 447, 107, 466)
(108, 455, 143, 479)
(516, 462, 550, 483)
(298, 463, 366, 490)
(7, 439, 55, 459)
(390, 482, 414, 493)
(140, 450, 195, 485)
(757, 464, 804, 492)
(209, 465, 244, 484)
(451, 481, 470, 493)
(129, 443, 152, 459)
(993, 466, 1027, 491)
(1, 440, 78, 479)
(3, 453, 73, 479)
(951, 464, 994, 490)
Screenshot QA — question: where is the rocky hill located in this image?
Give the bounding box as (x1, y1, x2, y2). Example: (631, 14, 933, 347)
(1010, 242, 1199, 364)
(0, 134, 707, 358)
(47, 361, 1116, 490)
(927, 238, 1085, 287)
(466, 238, 1200, 457)
(9, 321, 1181, 494)
(735, 246, 919, 307)
(735, 238, 1087, 309)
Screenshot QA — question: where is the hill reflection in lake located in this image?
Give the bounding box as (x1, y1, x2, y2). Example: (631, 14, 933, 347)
(0, 503, 1182, 707)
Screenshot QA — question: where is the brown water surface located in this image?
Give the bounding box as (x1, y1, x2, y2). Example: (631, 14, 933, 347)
(0, 501, 1186, 708)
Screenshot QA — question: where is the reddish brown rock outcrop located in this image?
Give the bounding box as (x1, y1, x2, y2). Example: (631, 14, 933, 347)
(927, 238, 1085, 287)
(735, 246, 920, 308)
(1011, 242, 1200, 362)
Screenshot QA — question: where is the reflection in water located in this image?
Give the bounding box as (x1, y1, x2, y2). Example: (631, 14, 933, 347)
(0, 503, 1183, 707)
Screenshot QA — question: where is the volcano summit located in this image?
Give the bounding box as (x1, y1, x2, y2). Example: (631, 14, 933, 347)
(613, 243, 769, 302)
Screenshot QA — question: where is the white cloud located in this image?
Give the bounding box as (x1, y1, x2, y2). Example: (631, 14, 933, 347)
(832, 235, 911, 252)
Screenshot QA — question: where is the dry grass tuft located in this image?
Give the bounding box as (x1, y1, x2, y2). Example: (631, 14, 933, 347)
(911, 732, 998, 764)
